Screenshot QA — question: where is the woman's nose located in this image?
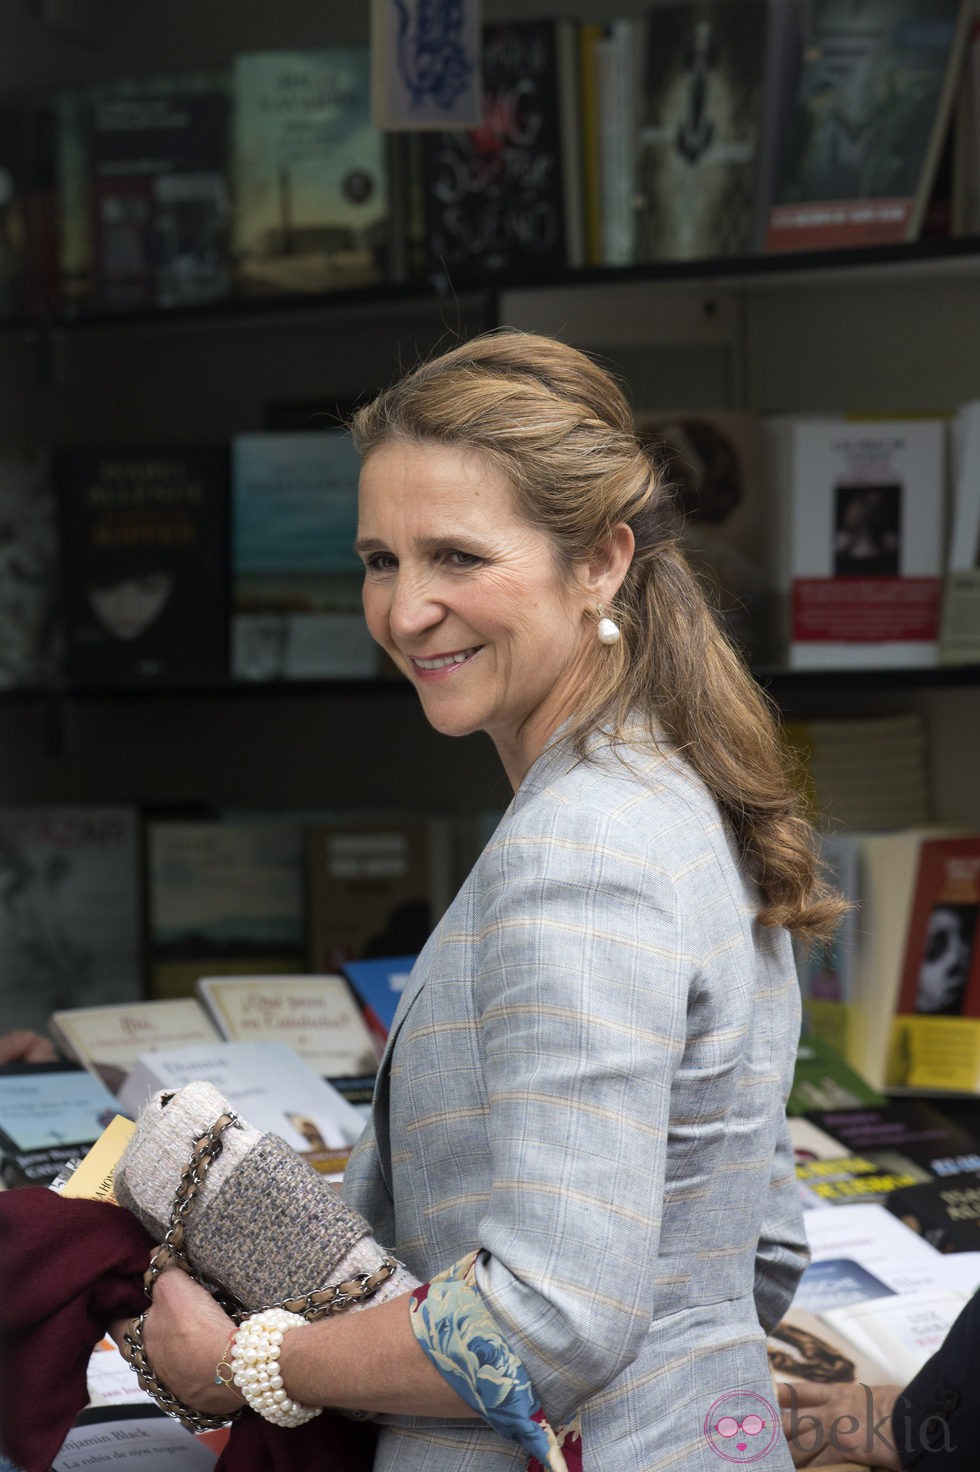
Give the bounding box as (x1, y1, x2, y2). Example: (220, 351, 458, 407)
(388, 572, 444, 639)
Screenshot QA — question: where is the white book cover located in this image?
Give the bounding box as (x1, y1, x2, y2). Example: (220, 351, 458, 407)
(51, 1415, 216, 1470)
(801, 1201, 944, 1299)
(49, 998, 222, 1095)
(0, 806, 142, 1035)
(196, 973, 378, 1079)
(824, 1286, 968, 1385)
(117, 1039, 366, 1151)
(767, 416, 947, 668)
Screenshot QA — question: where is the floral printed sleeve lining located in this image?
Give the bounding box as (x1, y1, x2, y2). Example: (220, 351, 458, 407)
(408, 1250, 582, 1472)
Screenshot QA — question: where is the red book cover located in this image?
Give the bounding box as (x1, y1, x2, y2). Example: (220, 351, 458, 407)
(895, 835, 980, 1018)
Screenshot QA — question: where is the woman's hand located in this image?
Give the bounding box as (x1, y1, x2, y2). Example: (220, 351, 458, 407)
(111, 1266, 243, 1419)
(778, 1379, 903, 1469)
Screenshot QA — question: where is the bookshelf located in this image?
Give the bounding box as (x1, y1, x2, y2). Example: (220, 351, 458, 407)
(0, 0, 979, 834)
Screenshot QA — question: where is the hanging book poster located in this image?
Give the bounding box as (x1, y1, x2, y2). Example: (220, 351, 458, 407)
(232, 48, 388, 295)
(0, 806, 143, 1035)
(57, 443, 230, 688)
(766, 0, 971, 250)
(370, 0, 482, 130)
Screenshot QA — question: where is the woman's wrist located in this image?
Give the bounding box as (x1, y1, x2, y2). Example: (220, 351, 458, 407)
(230, 1309, 322, 1428)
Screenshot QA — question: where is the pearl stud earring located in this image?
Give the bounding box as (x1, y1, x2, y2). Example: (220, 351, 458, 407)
(596, 606, 621, 645)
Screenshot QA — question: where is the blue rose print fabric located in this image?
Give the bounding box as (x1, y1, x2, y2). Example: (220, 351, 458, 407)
(409, 1250, 582, 1472)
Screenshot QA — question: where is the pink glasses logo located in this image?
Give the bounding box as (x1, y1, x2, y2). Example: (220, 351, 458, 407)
(703, 1390, 780, 1463)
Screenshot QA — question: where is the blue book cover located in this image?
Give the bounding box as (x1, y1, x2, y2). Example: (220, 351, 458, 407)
(342, 954, 417, 1037)
(231, 430, 376, 680)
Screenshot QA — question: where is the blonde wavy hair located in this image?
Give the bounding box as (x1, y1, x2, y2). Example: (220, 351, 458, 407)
(350, 330, 842, 939)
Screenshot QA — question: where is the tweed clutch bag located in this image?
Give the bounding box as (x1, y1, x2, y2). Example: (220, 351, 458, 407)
(114, 1080, 418, 1314)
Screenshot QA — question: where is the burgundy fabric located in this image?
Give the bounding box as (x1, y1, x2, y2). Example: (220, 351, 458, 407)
(0, 1189, 376, 1472)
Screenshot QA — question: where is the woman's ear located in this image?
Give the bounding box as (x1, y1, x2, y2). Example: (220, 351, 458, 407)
(586, 522, 635, 604)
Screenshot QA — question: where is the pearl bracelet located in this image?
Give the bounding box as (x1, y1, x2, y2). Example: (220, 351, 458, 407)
(230, 1308, 322, 1428)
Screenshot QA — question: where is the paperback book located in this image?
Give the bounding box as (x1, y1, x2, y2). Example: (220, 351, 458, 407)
(341, 953, 416, 1045)
(48, 997, 222, 1094)
(232, 48, 388, 295)
(764, 415, 947, 668)
(230, 430, 375, 681)
(195, 972, 378, 1080)
(87, 74, 231, 312)
(117, 1038, 366, 1159)
(633, 0, 801, 261)
(422, 18, 586, 283)
(0, 1060, 123, 1188)
(0, 449, 62, 688)
(57, 443, 230, 688)
(307, 814, 451, 972)
(766, 0, 971, 250)
(635, 409, 772, 660)
(146, 818, 306, 1000)
(0, 805, 143, 1036)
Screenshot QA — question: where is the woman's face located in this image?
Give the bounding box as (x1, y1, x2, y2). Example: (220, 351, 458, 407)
(88, 571, 174, 641)
(357, 439, 595, 784)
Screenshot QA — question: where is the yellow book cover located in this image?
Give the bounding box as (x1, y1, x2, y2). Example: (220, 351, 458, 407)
(59, 1113, 135, 1206)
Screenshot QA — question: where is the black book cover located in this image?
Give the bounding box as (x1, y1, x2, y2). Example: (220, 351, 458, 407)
(57, 443, 230, 688)
(887, 1169, 980, 1252)
(88, 84, 231, 311)
(0, 1059, 121, 1188)
(807, 1100, 980, 1178)
(422, 19, 575, 282)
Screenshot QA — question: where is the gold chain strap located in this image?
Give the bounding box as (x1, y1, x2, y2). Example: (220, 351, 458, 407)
(119, 1106, 400, 1429)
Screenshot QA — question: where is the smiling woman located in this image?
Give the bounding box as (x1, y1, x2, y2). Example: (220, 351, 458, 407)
(124, 330, 845, 1472)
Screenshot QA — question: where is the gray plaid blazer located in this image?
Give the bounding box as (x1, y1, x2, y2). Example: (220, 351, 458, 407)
(343, 726, 806, 1471)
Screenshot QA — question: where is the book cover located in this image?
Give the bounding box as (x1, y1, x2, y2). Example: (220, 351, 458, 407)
(807, 1100, 980, 1178)
(341, 953, 416, 1045)
(307, 815, 449, 973)
(58, 1112, 135, 1204)
(796, 1152, 931, 1207)
(892, 833, 980, 1022)
(57, 443, 230, 689)
(116, 1038, 366, 1154)
(422, 18, 585, 283)
(823, 1285, 969, 1384)
(0, 104, 28, 317)
(766, 0, 971, 251)
(594, 20, 640, 267)
(769, 1305, 892, 1391)
(782, 711, 932, 832)
(146, 819, 306, 1001)
(88, 76, 231, 312)
(230, 430, 376, 681)
(788, 1035, 885, 1117)
(51, 1414, 217, 1471)
(765, 415, 947, 668)
(195, 973, 378, 1080)
(0, 448, 63, 688)
(0, 806, 142, 1036)
(841, 827, 971, 1089)
(635, 408, 772, 660)
(370, 0, 482, 131)
(232, 47, 388, 295)
(633, 0, 800, 261)
(887, 1169, 980, 1251)
(939, 399, 980, 665)
(48, 997, 222, 1094)
(0, 1060, 124, 1188)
